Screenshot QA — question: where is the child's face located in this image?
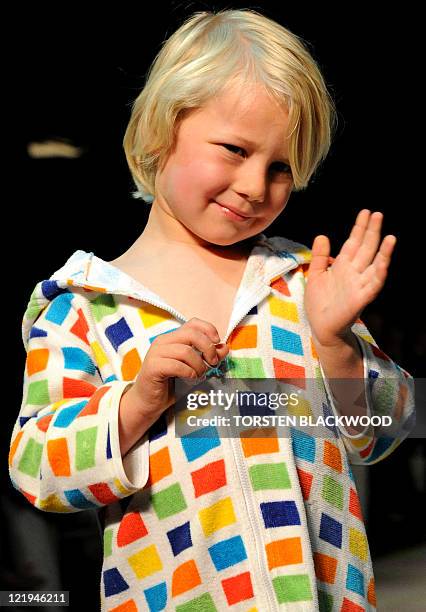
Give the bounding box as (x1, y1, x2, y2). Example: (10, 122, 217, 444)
(154, 82, 294, 247)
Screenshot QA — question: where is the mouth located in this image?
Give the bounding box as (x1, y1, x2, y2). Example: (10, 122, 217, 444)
(214, 201, 252, 221)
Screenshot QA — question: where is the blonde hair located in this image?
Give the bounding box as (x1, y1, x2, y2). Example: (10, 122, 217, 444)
(123, 8, 338, 202)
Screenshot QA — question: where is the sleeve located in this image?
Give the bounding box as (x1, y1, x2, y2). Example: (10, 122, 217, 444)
(320, 318, 415, 466)
(8, 290, 150, 513)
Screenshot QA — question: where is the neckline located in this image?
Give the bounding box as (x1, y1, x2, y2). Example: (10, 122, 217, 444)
(88, 233, 270, 334)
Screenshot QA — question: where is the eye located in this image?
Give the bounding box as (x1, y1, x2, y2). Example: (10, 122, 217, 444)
(222, 144, 245, 156)
(271, 162, 293, 175)
(221, 144, 292, 175)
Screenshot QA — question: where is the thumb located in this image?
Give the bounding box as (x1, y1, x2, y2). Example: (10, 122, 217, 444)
(309, 235, 331, 275)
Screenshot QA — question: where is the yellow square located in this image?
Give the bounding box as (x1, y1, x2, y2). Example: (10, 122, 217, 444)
(128, 544, 163, 579)
(198, 496, 236, 536)
(349, 528, 368, 561)
(268, 296, 299, 323)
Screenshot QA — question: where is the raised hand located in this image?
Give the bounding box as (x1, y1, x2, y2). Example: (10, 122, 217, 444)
(304, 209, 396, 348)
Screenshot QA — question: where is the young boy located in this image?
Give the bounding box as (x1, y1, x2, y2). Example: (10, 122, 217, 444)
(9, 9, 414, 611)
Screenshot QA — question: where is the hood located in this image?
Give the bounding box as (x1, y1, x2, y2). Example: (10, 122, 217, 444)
(21, 233, 313, 351)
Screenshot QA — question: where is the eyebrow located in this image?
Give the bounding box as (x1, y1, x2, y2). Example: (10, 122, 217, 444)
(226, 135, 290, 163)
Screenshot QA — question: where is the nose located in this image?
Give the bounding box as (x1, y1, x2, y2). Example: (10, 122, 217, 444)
(233, 163, 267, 204)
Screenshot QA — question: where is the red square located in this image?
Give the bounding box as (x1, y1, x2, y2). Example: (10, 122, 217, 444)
(191, 459, 227, 497)
(349, 488, 363, 521)
(221, 571, 254, 605)
(341, 597, 365, 612)
(297, 467, 313, 500)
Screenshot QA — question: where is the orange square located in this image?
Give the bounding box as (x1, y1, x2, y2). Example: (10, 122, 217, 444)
(266, 537, 303, 569)
(27, 348, 49, 376)
(229, 325, 257, 349)
(367, 577, 376, 606)
(313, 552, 337, 583)
(270, 276, 290, 296)
(147, 446, 172, 485)
(240, 428, 279, 457)
(310, 337, 318, 360)
(323, 441, 342, 472)
(172, 559, 201, 596)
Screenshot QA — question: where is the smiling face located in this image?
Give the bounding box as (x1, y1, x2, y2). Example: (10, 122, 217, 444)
(152, 81, 294, 248)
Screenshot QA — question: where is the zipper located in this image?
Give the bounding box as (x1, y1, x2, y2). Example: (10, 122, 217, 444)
(229, 433, 279, 611)
(220, 264, 299, 610)
(220, 283, 278, 610)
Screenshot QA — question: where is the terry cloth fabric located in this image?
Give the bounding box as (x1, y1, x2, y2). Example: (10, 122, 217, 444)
(9, 233, 415, 611)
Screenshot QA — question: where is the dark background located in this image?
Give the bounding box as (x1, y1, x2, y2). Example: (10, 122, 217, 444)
(3, 2, 424, 609)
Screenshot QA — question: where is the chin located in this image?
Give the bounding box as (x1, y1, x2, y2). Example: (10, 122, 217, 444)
(208, 235, 257, 249)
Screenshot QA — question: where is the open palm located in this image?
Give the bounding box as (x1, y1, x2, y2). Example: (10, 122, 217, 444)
(305, 209, 396, 347)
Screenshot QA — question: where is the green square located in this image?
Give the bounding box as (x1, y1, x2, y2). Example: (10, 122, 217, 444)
(373, 379, 396, 415)
(176, 592, 217, 612)
(151, 482, 187, 519)
(318, 589, 334, 612)
(25, 288, 44, 321)
(273, 574, 313, 603)
(89, 294, 117, 322)
(27, 379, 50, 406)
(103, 529, 113, 557)
(75, 426, 97, 470)
(227, 356, 265, 378)
(18, 437, 43, 477)
(249, 462, 291, 490)
(322, 474, 343, 510)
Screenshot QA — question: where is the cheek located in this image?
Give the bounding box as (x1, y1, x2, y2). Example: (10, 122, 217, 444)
(262, 185, 292, 220)
(164, 155, 226, 198)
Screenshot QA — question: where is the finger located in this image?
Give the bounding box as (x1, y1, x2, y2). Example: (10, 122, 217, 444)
(361, 235, 396, 293)
(186, 327, 224, 367)
(339, 209, 372, 261)
(160, 343, 211, 378)
(160, 357, 202, 380)
(308, 235, 331, 275)
(186, 317, 222, 343)
(352, 211, 385, 272)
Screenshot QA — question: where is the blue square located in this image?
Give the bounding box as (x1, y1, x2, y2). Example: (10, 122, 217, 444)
(167, 521, 192, 556)
(364, 436, 395, 464)
(103, 567, 129, 597)
(29, 326, 47, 339)
(144, 581, 167, 611)
(291, 428, 316, 462)
(271, 325, 304, 355)
(319, 513, 342, 549)
(63, 347, 97, 375)
(53, 400, 87, 427)
(208, 535, 247, 570)
(44, 291, 73, 325)
(180, 426, 221, 462)
(321, 402, 338, 437)
(105, 317, 134, 351)
(64, 488, 97, 509)
(41, 280, 69, 302)
(261, 501, 301, 528)
(346, 564, 365, 597)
